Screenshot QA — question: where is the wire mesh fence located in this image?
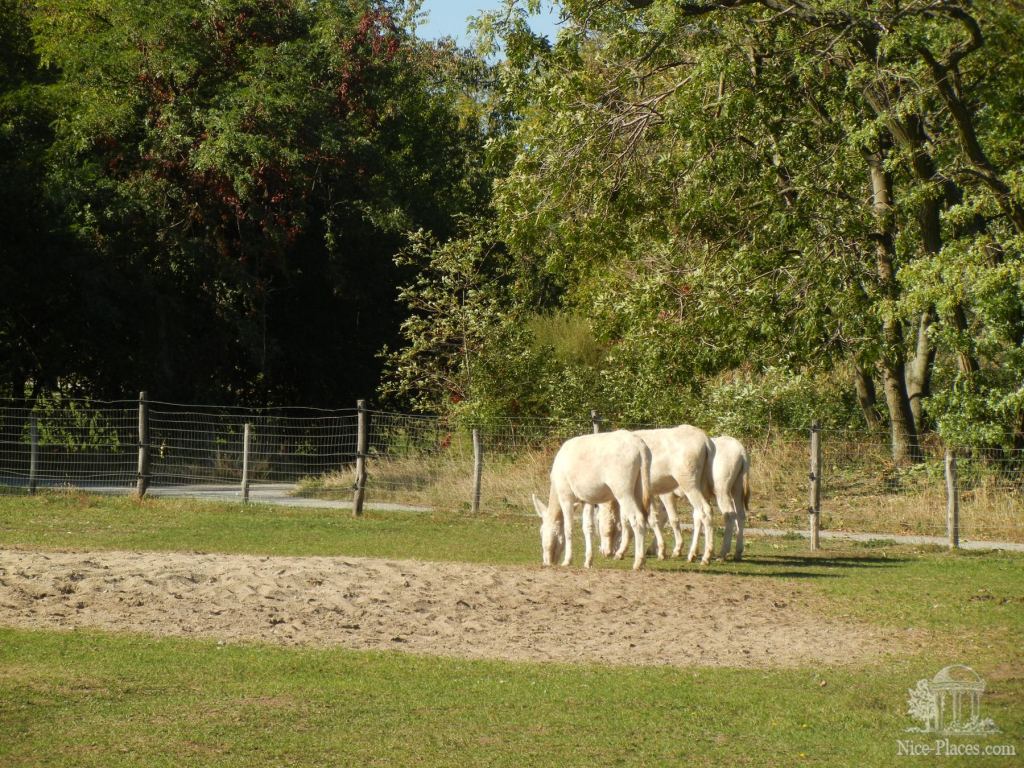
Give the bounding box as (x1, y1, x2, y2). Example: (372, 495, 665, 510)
(147, 402, 357, 485)
(1, 397, 1021, 544)
(299, 411, 594, 513)
(0, 399, 138, 489)
(0, 399, 358, 491)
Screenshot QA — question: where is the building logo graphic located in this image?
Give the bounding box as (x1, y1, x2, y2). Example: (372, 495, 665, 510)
(906, 665, 999, 736)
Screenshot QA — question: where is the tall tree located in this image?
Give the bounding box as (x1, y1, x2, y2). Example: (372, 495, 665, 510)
(0, 0, 92, 399)
(6, 0, 490, 404)
(385, 0, 1024, 457)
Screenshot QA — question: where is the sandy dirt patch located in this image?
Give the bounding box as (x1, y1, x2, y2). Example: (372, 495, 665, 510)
(0, 548, 902, 668)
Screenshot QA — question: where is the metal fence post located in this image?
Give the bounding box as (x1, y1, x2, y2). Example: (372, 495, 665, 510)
(241, 422, 251, 504)
(352, 399, 368, 517)
(945, 448, 960, 550)
(471, 428, 483, 514)
(29, 414, 38, 494)
(136, 391, 149, 498)
(809, 420, 821, 550)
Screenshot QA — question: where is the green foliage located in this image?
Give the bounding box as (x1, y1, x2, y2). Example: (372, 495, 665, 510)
(5, 0, 1023, 457)
(0, 0, 86, 400)
(701, 368, 862, 436)
(526, 313, 603, 368)
(28, 394, 124, 452)
(380, 224, 531, 414)
(382, 0, 1024, 452)
(2, 0, 490, 405)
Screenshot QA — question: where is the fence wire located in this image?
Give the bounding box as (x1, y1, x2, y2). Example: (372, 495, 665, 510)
(0, 399, 1020, 544)
(0, 400, 137, 488)
(148, 403, 357, 485)
(0, 400, 357, 490)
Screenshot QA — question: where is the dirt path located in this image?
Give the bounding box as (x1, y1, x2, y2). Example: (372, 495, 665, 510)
(0, 548, 906, 668)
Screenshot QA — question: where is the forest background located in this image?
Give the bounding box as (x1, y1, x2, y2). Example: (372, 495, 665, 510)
(3, 0, 1023, 463)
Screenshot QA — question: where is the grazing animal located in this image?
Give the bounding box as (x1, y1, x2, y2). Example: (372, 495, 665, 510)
(593, 425, 716, 564)
(598, 433, 750, 562)
(532, 430, 652, 570)
(705, 435, 750, 560)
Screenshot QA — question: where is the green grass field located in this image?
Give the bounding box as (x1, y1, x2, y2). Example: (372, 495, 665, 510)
(1, 492, 1022, 766)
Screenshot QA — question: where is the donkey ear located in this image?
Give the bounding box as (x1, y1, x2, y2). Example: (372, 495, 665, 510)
(532, 494, 547, 518)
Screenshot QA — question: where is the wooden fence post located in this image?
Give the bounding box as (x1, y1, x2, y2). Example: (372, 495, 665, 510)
(136, 391, 149, 498)
(352, 399, 368, 517)
(241, 422, 251, 504)
(28, 414, 38, 495)
(808, 420, 821, 551)
(945, 448, 960, 550)
(591, 409, 601, 434)
(471, 428, 483, 514)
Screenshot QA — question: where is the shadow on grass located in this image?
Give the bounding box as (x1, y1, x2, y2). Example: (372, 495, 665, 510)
(738, 554, 909, 567)
(701, 569, 844, 579)
(648, 553, 910, 579)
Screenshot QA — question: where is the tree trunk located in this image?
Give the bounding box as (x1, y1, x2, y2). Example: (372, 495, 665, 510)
(861, 94, 982, 381)
(864, 140, 922, 464)
(906, 307, 936, 433)
(854, 365, 881, 429)
(1014, 410, 1024, 456)
(879, 360, 922, 466)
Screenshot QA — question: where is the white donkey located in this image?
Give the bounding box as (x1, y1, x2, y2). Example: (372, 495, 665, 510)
(704, 435, 750, 560)
(594, 425, 716, 564)
(599, 434, 749, 562)
(533, 430, 652, 571)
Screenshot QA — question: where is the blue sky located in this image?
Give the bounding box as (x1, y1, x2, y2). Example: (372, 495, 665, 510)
(416, 1, 562, 46)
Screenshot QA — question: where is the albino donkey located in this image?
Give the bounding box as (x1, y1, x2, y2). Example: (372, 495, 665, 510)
(593, 425, 716, 564)
(600, 434, 750, 562)
(705, 435, 750, 560)
(532, 430, 652, 571)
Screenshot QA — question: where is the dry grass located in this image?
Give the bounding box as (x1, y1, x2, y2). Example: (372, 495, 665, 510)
(295, 435, 1023, 543)
(740, 435, 1022, 542)
(295, 443, 561, 514)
